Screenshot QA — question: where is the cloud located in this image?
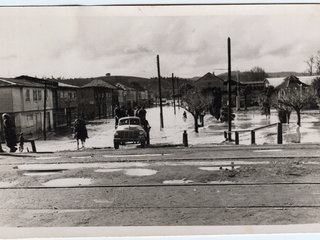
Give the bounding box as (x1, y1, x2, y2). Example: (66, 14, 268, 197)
(0, 5, 320, 78)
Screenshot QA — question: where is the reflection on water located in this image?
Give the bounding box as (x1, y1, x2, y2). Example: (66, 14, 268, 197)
(42, 178, 93, 187)
(163, 179, 193, 184)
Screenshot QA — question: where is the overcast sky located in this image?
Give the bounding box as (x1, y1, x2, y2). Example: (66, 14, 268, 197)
(0, 4, 319, 79)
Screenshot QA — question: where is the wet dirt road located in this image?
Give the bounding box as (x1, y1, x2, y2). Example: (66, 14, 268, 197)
(1, 144, 320, 232)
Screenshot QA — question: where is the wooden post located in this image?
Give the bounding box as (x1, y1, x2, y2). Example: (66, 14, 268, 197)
(251, 130, 255, 145)
(172, 73, 176, 115)
(183, 130, 188, 147)
(235, 131, 239, 145)
(277, 122, 282, 144)
(30, 140, 37, 152)
(157, 55, 164, 128)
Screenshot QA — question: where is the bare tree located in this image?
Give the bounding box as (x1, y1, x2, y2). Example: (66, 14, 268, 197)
(305, 55, 315, 76)
(276, 87, 315, 126)
(316, 50, 320, 75)
(311, 77, 320, 100)
(259, 86, 275, 117)
(240, 85, 252, 111)
(181, 92, 213, 133)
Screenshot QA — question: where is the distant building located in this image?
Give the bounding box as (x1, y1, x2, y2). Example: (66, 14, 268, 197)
(55, 82, 79, 127)
(78, 79, 117, 119)
(115, 83, 137, 109)
(191, 72, 237, 105)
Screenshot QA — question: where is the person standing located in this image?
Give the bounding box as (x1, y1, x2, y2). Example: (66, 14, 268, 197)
(74, 116, 88, 150)
(139, 106, 147, 122)
(114, 105, 120, 126)
(134, 106, 141, 117)
(2, 113, 18, 152)
(18, 132, 24, 152)
(127, 107, 134, 116)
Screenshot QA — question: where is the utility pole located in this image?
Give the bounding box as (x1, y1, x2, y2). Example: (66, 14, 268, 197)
(177, 77, 180, 108)
(157, 55, 164, 128)
(228, 37, 232, 141)
(43, 80, 47, 140)
(236, 70, 240, 111)
(172, 73, 176, 115)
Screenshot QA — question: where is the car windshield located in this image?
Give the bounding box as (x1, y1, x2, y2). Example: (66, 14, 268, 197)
(119, 118, 140, 126)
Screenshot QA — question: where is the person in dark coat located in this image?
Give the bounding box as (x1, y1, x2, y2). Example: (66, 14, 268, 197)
(74, 116, 88, 150)
(2, 113, 18, 152)
(127, 107, 134, 116)
(114, 105, 121, 127)
(139, 106, 147, 122)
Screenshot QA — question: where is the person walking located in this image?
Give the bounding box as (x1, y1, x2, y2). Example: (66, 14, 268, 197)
(74, 116, 88, 150)
(2, 113, 18, 152)
(18, 132, 24, 152)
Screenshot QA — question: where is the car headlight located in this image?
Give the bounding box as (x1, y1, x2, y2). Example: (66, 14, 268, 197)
(139, 130, 144, 135)
(114, 132, 119, 136)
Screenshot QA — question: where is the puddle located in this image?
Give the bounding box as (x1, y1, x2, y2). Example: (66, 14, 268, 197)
(199, 166, 240, 171)
(95, 168, 158, 176)
(103, 154, 172, 158)
(209, 181, 235, 184)
(157, 161, 269, 166)
(0, 182, 17, 187)
(36, 157, 61, 160)
(42, 178, 93, 187)
(95, 169, 123, 173)
(18, 162, 149, 171)
(24, 172, 61, 176)
(253, 149, 283, 152)
(125, 169, 157, 176)
(163, 179, 193, 184)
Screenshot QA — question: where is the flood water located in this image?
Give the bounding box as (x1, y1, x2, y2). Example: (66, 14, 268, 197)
(31, 106, 320, 152)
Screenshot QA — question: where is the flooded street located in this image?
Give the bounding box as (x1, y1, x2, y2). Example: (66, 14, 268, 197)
(32, 106, 320, 152)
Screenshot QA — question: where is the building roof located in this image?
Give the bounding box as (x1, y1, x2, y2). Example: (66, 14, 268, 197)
(115, 83, 137, 91)
(0, 77, 54, 88)
(194, 72, 227, 90)
(58, 82, 79, 88)
(264, 75, 320, 88)
(81, 79, 117, 89)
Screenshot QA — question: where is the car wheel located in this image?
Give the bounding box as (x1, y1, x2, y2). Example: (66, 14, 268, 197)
(114, 142, 119, 149)
(141, 141, 146, 148)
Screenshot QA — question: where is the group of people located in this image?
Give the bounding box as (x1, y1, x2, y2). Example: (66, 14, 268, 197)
(0, 113, 24, 153)
(114, 105, 147, 126)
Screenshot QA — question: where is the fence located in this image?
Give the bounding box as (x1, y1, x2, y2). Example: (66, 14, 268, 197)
(224, 122, 282, 145)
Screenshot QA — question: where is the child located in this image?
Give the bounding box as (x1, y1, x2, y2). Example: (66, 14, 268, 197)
(18, 132, 24, 152)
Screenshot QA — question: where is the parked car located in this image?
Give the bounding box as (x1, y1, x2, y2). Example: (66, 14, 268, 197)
(113, 117, 147, 149)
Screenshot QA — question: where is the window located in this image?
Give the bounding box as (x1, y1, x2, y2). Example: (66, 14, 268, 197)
(38, 90, 42, 100)
(33, 90, 38, 101)
(25, 89, 30, 101)
(26, 114, 34, 127)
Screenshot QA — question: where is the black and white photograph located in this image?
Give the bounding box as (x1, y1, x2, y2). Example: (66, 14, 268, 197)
(1, 2, 320, 239)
